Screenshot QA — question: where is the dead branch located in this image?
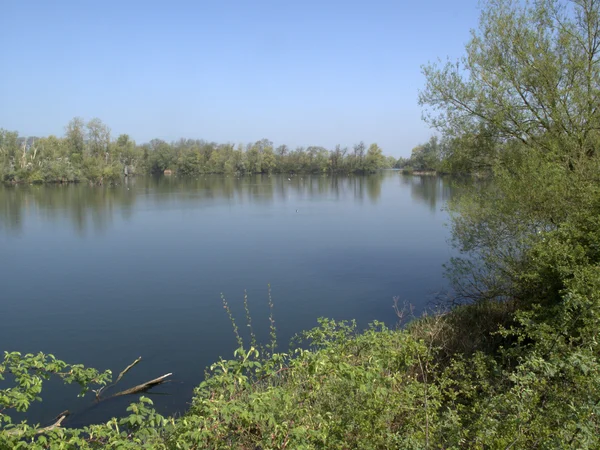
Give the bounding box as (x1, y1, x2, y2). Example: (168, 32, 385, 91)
(6, 411, 69, 436)
(110, 373, 172, 398)
(5, 357, 172, 440)
(96, 357, 142, 399)
(37, 413, 68, 434)
(50, 410, 70, 424)
(115, 357, 142, 385)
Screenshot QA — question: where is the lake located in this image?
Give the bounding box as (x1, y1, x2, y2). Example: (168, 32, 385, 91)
(0, 172, 457, 427)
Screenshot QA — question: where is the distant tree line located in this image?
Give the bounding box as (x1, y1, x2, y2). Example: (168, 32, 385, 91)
(0, 119, 394, 184)
(395, 133, 498, 174)
(395, 136, 446, 172)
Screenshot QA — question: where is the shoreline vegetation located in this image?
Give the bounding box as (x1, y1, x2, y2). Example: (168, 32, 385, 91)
(4, 0, 600, 448)
(0, 123, 397, 186)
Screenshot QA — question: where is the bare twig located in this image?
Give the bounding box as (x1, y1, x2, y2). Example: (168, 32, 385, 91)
(115, 357, 143, 386)
(96, 357, 142, 400)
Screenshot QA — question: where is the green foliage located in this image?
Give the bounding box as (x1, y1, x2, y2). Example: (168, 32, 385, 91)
(2, 291, 600, 448)
(4, 0, 600, 447)
(398, 135, 485, 173)
(364, 143, 386, 173)
(412, 0, 600, 447)
(2, 123, 393, 185)
(168, 319, 438, 449)
(0, 352, 111, 414)
(418, 0, 600, 301)
(400, 136, 445, 172)
(421, 0, 600, 169)
(0, 352, 172, 449)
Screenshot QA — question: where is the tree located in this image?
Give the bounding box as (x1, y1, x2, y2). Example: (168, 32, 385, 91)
(65, 117, 85, 158)
(115, 134, 138, 168)
(353, 141, 366, 160)
(275, 144, 288, 157)
(394, 156, 409, 168)
(245, 143, 262, 174)
(2, 120, 398, 181)
(420, 0, 600, 166)
(0, 129, 19, 166)
(330, 144, 347, 172)
(352, 141, 366, 171)
(420, 0, 600, 301)
(305, 146, 327, 172)
(86, 118, 111, 159)
(364, 143, 386, 172)
(262, 147, 277, 174)
(406, 136, 441, 170)
(147, 139, 175, 174)
(409, 145, 426, 170)
(178, 149, 203, 175)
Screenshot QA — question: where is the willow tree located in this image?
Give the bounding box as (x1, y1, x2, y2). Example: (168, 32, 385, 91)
(421, 0, 600, 162)
(420, 0, 600, 302)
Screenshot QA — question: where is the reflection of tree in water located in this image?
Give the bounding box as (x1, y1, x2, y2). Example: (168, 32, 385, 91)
(351, 176, 365, 203)
(0, 187, 24, 234)
(401, 174, 458, 212)
(0, 184, 136, 236)
(289, 174, 384, 203)
(366, 173, 384, 203)
(0, 174, 388, 234)
(145, 174, 264, 205)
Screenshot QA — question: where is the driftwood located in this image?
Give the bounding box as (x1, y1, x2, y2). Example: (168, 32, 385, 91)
(94, 356, 172, 400)
(111, 373, 173, 397)
(18, 358, 172, 436)
(37, 412, 69, 434)
(94, 356, 173, 403)
(6, 411, 70, 436)
(98, 356, 172, 399)
(50, 410, 70, 424)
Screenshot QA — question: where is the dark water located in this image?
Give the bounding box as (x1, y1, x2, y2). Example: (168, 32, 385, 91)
(0, 172, 457, 426)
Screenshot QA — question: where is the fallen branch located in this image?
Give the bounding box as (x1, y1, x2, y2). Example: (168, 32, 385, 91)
(96, 357, 142, 400)
(111, 373, 173, 398)
(4, 357, 172, 440)
(50, 410, 70, 424)
(114, 357, 143, 386)
(37, 413, 68, 434)
(6, 411, 69, 437)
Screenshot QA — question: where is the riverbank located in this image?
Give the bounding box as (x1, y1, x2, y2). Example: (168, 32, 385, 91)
(2, 280, 597, 449)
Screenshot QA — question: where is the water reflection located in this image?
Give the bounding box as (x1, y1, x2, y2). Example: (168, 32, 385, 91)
(401, 174, 461, 212)
(0, 173, 458, 234)
(0, 183, 137, 236)
(0, 171, 458, 425)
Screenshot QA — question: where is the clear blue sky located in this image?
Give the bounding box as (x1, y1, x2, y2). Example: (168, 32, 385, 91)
(0, 0, 480, 158)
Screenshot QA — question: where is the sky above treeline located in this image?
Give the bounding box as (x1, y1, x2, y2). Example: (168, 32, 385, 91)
(0, 0, 480, 158)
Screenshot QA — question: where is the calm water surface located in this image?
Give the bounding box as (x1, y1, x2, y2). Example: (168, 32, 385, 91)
(0, 172, 456, 426)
